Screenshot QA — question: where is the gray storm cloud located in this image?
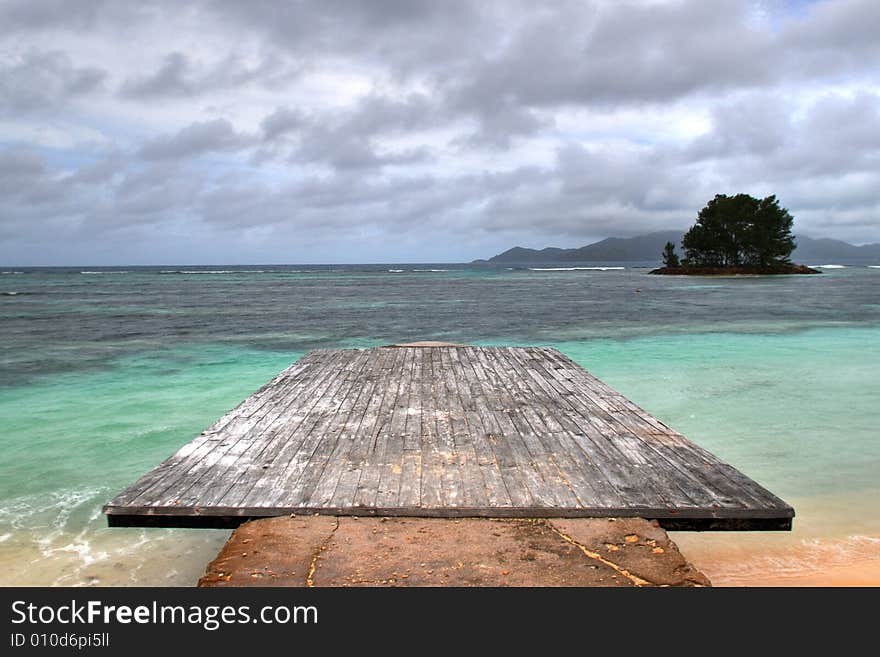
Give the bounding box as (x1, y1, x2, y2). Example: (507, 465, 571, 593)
(0, 0, 877, 264)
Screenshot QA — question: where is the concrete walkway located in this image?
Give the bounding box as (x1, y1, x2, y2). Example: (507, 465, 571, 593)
(199, 516, 710, 587)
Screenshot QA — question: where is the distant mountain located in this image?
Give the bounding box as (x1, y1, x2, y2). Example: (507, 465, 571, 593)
(789, 236, 880, 263)
(481, 231, 880, 264)
(484, 231, 683, 263)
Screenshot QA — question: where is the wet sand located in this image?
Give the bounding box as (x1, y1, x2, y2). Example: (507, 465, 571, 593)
(0, 527, 230, 587)
(673, 490, 880, 586)
(673, 532, 880, 586)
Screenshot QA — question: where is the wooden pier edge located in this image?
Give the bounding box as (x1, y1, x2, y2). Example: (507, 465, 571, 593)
(104, 345, 794, 532)
(103, 506, 793, 531)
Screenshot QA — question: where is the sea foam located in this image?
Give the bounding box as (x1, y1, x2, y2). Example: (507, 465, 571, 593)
(528, 266, 625, 271)
(169, 270, 267, 274)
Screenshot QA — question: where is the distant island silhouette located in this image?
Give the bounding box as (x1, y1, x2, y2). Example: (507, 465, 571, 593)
(477, 231, 880, 265)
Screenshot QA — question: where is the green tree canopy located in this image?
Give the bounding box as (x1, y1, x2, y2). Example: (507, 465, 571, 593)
(682, 194, 795, 267)
(662, 241, 680, 267)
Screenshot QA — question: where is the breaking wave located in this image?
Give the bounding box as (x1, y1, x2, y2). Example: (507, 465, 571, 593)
(528, 266, 626, 271)
(160, 270, 267, 274)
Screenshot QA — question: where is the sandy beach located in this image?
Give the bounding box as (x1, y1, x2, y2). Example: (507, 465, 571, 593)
(675, 533, 880, 586)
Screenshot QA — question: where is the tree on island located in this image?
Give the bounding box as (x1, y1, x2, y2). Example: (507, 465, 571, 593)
(680, 193, 796, 267)
(662, 241, 680, 267)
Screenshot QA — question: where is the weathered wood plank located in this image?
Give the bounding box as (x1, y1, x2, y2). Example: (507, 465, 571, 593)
(429, 347, 465, 508)
(503, 347, 612, 505)
(238, 349, 370, 508)
(525, 348, 688, 509)
(375, 347, 415, 508)
(491, 347, 581, 508)
(417, 346, 444, 508)
(211, 349, 356, 508)
(501, 347, 622, 508)
(328, 347, 395, 509)
(465, 347, 533, 507)
(274, 348, 372, 507)
(451, 347, 511, 507)
(478, 347, 565, 507)
(352, 347, 404, 509)
(440, 348, 489, 508)
(307, 346, 386, 508)
(396, 349, 424, 508)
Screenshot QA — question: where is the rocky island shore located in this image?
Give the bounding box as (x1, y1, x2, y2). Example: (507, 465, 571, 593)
(650, 263, 821, 275)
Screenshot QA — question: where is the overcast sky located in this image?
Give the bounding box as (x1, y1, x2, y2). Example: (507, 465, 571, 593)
(1, 0, 878, 264)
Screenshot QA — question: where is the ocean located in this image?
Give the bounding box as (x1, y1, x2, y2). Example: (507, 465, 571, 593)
(1, 263, 878, 586)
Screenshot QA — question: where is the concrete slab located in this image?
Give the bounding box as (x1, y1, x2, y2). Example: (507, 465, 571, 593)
(199, 516, 709, 587)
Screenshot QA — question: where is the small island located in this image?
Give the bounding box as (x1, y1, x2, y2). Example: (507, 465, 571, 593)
(651, 194, 821, 275)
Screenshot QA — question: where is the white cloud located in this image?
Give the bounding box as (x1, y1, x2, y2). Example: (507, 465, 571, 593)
(0, 0, 877, 264)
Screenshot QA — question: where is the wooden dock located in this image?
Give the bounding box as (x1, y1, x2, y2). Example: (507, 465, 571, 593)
(104, 345, 793, 530)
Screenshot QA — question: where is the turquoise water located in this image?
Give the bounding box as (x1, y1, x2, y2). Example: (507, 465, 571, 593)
(0, 345, 300, 585)
(1, 265, 878, 585)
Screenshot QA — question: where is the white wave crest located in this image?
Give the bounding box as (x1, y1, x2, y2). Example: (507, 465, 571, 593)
(528, 266, 625, 271)
(181, 270, 265, 274)
(816, 264, 846, 269)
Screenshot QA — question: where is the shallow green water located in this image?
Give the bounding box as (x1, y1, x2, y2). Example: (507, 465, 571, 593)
(1, 265, 878, 585)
